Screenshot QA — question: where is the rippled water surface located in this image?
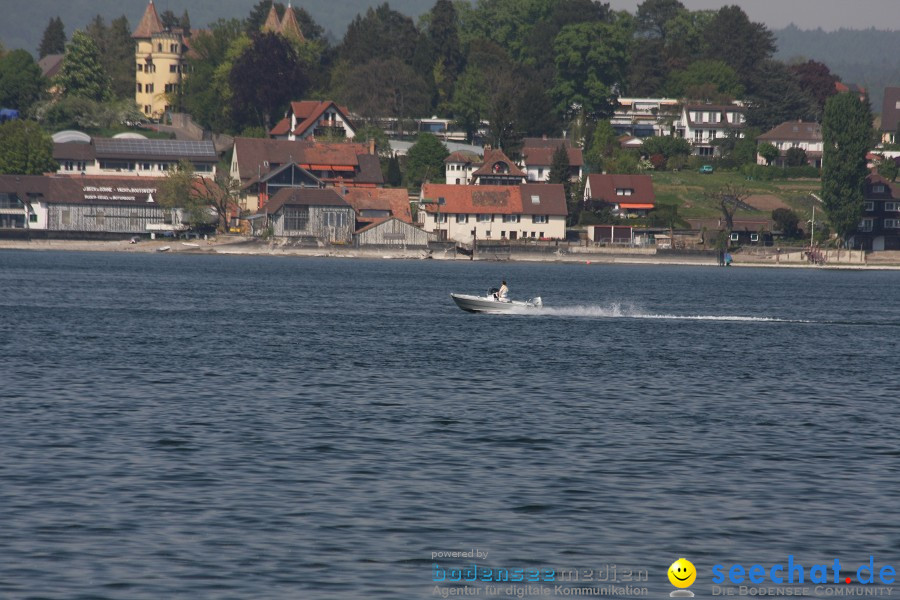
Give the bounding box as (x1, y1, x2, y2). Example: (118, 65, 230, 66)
(1, 251, 899, 599)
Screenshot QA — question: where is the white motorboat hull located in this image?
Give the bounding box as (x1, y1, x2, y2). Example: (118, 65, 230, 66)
(450, 293, 542, 313)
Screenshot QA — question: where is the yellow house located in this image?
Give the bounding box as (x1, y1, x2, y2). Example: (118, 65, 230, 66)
(133, 0, 187, 121)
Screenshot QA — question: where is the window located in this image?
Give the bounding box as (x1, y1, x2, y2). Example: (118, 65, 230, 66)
(864, 201, 874, 211)
(500, 231, 506, 238)
(64, 161, 74, 171)
(615, 188, 633, 196)
(456, 214, 468, 223)
(130, 213, 140, 228)
(284, 206, 309, 231)
(61, 210, 71, 225)
(750, 233, 759, 242)
(502, 215, 519, 223)
(858, 218, 873, 232)
(530, 231, 536, 238)
(136, 83, 142, 93)
(137, 64, 143, 72)
(532, 215, 548, 224)
(434, 213, 447, 223)
(324, 211, 346, 227)
(699, 147, 715, 157)
(885, 219, 900, 229)
(29, 214, 38, 223)
(531, 195, 540, 204)
(485, 230, 491, 237)
(455, 178, 460, 184)
(170, 65, 177, 73)
(537, 168, 543, 178)
(885, 202, 899, 212)
(96, 210, 105, 226)
(730, 233, 739, 241)
(477, 214, 492, 222)
(873, 184, 885, 193)
(539, 232, 544, 238)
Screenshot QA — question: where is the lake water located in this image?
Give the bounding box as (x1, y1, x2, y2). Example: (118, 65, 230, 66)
(1, 250, 899, 600)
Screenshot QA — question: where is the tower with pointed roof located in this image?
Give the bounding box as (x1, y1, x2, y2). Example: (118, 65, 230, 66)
(280, 3, 306, 42)
(261, 5, 282, 34)
(133, 0, 188, 121)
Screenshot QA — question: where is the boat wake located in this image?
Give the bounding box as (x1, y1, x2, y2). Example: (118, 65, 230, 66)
(536, 302, 812, 323)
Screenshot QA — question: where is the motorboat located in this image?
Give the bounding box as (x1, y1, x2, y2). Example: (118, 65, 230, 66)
(450, 290, 543, 313)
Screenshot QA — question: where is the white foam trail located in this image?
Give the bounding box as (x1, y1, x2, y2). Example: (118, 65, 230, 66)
(535, 303, 811, 323)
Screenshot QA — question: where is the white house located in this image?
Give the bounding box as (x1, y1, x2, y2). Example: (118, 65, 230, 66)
(418, 183, 567, 242)
(674, 103, 747, 157)
(269, 100, 356, 141)
(756, 121, 823, 167)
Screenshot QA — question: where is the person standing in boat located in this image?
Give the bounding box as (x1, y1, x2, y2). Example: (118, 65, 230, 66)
(497, 280, 509, 301)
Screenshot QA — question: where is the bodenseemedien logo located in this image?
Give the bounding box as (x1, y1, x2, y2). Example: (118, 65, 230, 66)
(669, 558, 697, 597)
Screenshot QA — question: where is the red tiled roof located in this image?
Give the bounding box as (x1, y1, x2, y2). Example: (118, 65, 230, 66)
(522, 137, 574, 149)
(280, 6, 305, 41)
(0, 174, 168, 205)
(273, 100, 353, 138)
(132, 0, 163, 38)
(521, 146, 584, 167)
(586, 174, 656, 206)
(341, 188, 412, 222)
(262, 5, 281, 33)
(269, 117, 292, 136)
(445, 151, 478, 164)
(421, 184, 567, 216)
(234, 138, 373, 182)
(472, 148, 526, 177)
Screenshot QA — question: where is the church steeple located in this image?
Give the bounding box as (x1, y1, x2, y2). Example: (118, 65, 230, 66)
(132, 0, 163, 38)
(280, 3, 306, 42)
(262, 4, 282, 34)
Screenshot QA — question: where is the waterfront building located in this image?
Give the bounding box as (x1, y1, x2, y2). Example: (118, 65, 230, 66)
(133, 0, 188, 121)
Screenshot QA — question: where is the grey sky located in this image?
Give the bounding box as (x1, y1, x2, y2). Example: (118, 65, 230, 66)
(607, 0, 900, 31)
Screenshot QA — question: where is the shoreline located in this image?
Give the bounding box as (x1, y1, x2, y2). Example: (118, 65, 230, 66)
(2, 238, 900, 269)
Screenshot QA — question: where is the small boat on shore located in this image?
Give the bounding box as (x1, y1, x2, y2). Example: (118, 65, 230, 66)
(451, 292, 543, 313)
(157, 246, 171, 252)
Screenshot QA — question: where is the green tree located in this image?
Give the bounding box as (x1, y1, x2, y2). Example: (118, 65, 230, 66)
(584, 119, 619, 171)
(757, 142, 778, 165)
(182, 19, 246, 132)
(86, 15, 135, 100)
(785, 146, 808, 167)
(57, 30, 111, 101)
(0, 120, 57, 175)
(339, 3, 423, 66)
(640, 136, 691, 161)
(386, 155, 402, 187)
(876, 157, 899, 182)
(665, 59, 743, 101)
(703, 5, 775, 93)
(426, 0, 463, 109)
(335, 57, 430, 122)
(38, 17, 66, 58)
(405, 133, 449, 190)
(229, 32, 307, 130)
(772, 208, 800, 238)
(0, 50, 46, 113)
(449, 66, 487, 143)
(551, 18, 631, 121)
(822, 92, 873, 244)
(745, 60, 815, 131)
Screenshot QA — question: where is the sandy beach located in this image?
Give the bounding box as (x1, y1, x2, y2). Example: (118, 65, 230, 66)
(3, 236, 900, 268)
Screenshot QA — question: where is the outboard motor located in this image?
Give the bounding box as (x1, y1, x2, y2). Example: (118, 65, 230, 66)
(531, 297, 543, 308)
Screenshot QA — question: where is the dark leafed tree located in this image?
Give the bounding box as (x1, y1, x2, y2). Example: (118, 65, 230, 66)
(822, 92, 873, 244)
(336, 57, 430, 122)
(160, 10, 180, 31)
(57, 30, 111, 102)
(704, 183, 749, 233)
(703, 5, 775, 93)
(386, 155, 402, 187)
(785, 146, 808, 167)
(523, 0, 611, 72)
(181, 19, 245, 133)
(0, 50, 46, 113)
(339, 3, 422, 65)
(745, 60, 815, 131)
(0, 119, 57, 175)
(426, 0, 463, 109)
(180, 11, 191, 36)
(635, 0, 685, 39)
(548, 144, 571, 185)
(229, 32, 307, 131)
(789, 60, 838, 118)
(772, 208, 801, 238)
(86, 15, 135, 101)
(38, 17, 66, 58)
(513, 68, 561, 137)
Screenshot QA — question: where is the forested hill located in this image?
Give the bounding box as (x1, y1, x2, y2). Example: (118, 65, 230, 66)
(774, 25, 900, 113)
(0, 0, 436, 53)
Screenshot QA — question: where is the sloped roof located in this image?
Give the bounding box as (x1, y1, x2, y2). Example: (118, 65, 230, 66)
(522, 137, 574, 149)
(291, 101, 353, 137)
(472, 148, 526, 177)
(133, 0, 163, 38)
(341, 188, 412, 222)
(758, 121, 822, 143)
(445, 150, 479, 164)
(866, 172, 899, 199)
(264, 187, 350, 214)
(586, 174, 656, 205)
(0, 174, 167, 205)
(521, 146, 584, 168)
(38, 54, 64, 78)
(880, 87, 900, 134)
(280, 6, 305, 41)
(420, 184, 567, 216)
(262, 5, 282, 33)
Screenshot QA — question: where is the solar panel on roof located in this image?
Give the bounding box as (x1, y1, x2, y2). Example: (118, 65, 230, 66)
(95, 138, 217, 159)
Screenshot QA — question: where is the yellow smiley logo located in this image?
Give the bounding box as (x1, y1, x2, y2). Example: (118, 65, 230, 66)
(668, 558, 697, 588)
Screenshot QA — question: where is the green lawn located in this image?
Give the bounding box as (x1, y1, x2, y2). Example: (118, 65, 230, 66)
(650, 170, 822, 221)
